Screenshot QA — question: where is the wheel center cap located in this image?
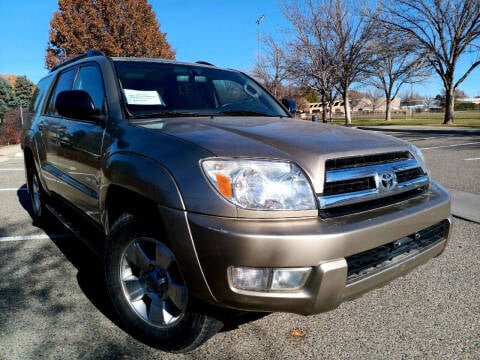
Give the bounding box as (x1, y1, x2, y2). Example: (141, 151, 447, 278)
(146, 266, 168, 293)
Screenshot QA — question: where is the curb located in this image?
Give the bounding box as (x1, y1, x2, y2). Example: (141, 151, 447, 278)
(357, 126, 480, 136)
(449, 189, 480, 224)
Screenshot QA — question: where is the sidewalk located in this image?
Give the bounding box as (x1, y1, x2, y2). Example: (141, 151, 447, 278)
(358, 125, 480, 135)
(0, 144, 22, 157)
(449, 189, 480, 224)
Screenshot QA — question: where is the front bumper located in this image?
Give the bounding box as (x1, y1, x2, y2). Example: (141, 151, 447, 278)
(171, 182, 451, 315)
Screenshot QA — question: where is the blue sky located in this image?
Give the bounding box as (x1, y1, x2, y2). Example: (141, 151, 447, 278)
(0, 0, 479, 98)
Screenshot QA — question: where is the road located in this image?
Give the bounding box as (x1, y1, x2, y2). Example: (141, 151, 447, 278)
(0, 127, 479, 359)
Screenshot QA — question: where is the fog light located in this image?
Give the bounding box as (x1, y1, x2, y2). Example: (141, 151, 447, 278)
(229, 266, 311, 291)
(271, 268, 311, 290)
(230, 267, 270, 290)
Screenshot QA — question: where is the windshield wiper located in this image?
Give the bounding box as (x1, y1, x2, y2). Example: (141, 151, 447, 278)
(216, 110, 276, 117)
(130, 111, 214, 119)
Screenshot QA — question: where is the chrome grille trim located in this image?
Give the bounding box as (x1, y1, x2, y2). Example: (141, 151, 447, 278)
(326, 159, 419, 183)
(319, 154, 429, 210)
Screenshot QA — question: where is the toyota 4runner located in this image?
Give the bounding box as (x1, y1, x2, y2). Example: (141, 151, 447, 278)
(22, 51, 451, 352)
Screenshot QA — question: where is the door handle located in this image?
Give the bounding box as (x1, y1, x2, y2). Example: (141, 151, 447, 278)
(58, 126, 67, 137)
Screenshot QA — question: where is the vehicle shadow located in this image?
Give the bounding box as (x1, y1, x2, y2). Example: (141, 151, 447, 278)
(16, 185, 268, 341)
(17, 185, 120, 326)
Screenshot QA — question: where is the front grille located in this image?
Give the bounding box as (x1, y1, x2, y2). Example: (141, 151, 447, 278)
(346, 220, 448, 284)
(319, 151, 429, 216)
(326, 151, 411, 170)
(323, 177, 376, 195)
(396, 168, 425, 183)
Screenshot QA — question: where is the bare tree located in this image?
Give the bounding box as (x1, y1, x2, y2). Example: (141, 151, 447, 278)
(380, 0, 480, 124)
(400, 89, 425, 107)
(281, 0, 338, 123)
(251, 35, 289, 98)
(325, 0, 379, 125)
(364, 89, 385, 113)
(364, 28, 429, 120)
(281, 0, 378, 125)
(423, 95, 437, 112)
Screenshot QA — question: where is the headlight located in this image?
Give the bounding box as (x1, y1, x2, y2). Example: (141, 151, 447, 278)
(408, 144, 428, 174)
(201, 158, 317, 210)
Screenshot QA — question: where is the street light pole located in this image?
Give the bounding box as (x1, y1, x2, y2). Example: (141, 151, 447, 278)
(256, 14, 265, 67)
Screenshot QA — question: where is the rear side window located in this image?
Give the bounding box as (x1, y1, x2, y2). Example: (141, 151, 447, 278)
(74, 65, 106, 113)
(45, 68, 76, 116)
(30, 75, 54, 115)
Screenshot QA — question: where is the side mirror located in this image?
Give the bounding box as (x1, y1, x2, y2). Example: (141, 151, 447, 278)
(281, 98, 297, 116)
(56, 90, 99, 120)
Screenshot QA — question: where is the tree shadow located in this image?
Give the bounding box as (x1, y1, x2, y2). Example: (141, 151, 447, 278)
(17, 184, 120, 320)
(14, 184, 268, 350)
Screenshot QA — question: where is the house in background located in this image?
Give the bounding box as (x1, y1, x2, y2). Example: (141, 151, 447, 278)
(307, 96, 401, 116)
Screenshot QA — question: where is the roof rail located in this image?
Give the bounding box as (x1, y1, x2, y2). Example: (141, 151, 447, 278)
(196, 61, 215, 66)
(50, 50, 105, 72)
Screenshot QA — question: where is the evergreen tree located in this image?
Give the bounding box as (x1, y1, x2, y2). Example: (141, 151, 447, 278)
(0, 77, 18, 120)
(14, 76, 35, 108)
(46, 0, 175, 69)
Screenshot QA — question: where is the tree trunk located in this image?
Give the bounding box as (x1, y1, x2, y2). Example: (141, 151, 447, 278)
(321, 92, 327, 123)
(343, 92, 351, 125)
(385, 98, 392, 121)
(444, 86, 454, 124)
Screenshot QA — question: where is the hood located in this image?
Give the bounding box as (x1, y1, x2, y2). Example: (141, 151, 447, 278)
(138, 117, 409, 192)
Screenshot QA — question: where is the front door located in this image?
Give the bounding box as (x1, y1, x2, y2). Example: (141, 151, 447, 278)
(53, 64, 106, 222)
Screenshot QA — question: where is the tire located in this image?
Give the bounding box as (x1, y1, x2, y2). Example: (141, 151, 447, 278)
(104, 213, 223, 353)
(26, 164, 49, 226)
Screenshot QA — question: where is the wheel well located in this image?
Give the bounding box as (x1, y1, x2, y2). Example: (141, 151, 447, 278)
(105, 185, 168, 241)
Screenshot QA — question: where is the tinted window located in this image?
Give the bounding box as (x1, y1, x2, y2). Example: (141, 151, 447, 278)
(74, 65, 105, 112)
(30, 75, 54, 115)
(46, 68, 76, 116)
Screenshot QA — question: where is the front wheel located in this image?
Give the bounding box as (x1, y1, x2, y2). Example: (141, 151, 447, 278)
(104, 213, 223, 353)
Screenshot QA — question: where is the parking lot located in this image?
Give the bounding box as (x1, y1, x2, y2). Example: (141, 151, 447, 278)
(0, 126, 479, 359)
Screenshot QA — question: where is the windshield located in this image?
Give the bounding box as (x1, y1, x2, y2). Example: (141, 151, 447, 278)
(113, 60, 289, 118)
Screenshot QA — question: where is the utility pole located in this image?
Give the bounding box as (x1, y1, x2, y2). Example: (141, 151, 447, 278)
(256, 14, 265, 67)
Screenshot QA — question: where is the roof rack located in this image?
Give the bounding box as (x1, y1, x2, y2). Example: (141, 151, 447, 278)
(50, 50, 105, 72)
(196, 61, 215, 66)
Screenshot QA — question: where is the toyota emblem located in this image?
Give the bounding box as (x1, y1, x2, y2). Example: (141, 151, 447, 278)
(380, 171, 397, 191)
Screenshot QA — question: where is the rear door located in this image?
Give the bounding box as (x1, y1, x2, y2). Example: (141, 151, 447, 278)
(39, 68, 77, 192)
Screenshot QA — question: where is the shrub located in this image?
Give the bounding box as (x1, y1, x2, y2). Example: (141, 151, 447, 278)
(0, 108, 22, 145)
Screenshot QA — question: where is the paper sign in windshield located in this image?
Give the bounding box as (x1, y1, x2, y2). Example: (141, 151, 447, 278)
(124, 89, 165, 105)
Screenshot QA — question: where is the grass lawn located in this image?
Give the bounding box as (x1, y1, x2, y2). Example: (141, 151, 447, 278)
(324, 110, 480, 128)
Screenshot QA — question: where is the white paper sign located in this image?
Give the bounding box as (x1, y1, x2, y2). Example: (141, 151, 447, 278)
(123, 89, 165, 105)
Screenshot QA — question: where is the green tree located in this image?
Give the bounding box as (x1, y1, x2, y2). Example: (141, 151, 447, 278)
(46, 0, 175, 69)
(0, 77, 18, 121)
(14, 76, 35, 108)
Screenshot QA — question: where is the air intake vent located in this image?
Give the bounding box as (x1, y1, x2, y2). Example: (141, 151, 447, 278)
(346, 220, 449, 283)
(325, 151, 411, 170)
